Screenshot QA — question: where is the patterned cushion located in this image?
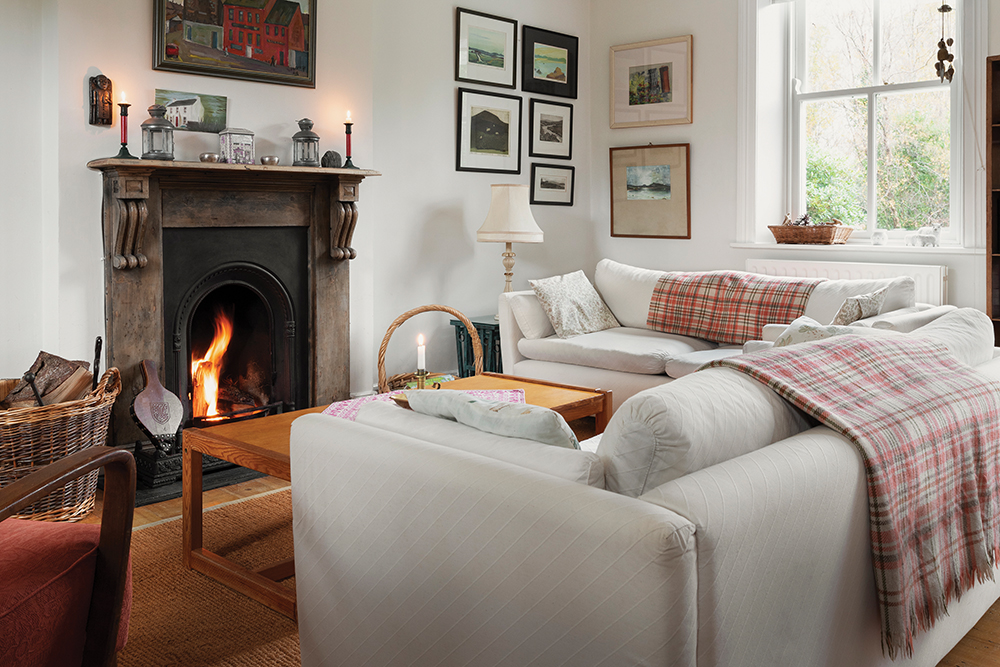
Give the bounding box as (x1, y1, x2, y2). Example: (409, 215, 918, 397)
(530, 271, 620, 338)
(829, 286, 888, 325)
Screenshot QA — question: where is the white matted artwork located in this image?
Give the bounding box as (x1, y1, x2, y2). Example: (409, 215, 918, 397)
(531, 163, 575, 206)
(610, 143, 689, 237)
(457, 88, 522, 174)
(610, 35, 692, 128)
(529, 99, 573, 160)
(455, 8, 517, 89)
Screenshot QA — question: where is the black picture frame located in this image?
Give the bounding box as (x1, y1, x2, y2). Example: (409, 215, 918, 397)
(521, 26, 579, 99)
(529, 99, 573, 160)
(153, 0, 317, 88)
(456, 88, 523, 174)
(455, 8, 518, 89)
(531, 163, 575, 206)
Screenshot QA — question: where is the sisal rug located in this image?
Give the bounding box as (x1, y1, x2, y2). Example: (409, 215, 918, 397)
(118, 489, 300, 667)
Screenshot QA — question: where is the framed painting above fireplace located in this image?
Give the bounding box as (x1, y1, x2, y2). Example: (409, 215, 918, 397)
(153, 0, 317, 88)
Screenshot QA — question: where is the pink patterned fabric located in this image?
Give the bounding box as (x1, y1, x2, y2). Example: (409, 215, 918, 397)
(646, 271, 823, 345)
(323, 389, 526, 421)
(712, 336, 1000, 657)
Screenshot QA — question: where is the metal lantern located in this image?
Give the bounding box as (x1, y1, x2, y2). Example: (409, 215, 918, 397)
(140, 105, 175, 161)
(292, 118, 320, 167)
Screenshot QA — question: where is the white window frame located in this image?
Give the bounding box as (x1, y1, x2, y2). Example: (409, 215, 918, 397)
(736, 0, 987, 250)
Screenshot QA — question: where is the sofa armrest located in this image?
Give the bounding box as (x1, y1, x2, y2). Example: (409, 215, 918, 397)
(498, 290, 531, 370)
(868, 304, 958, 332)
(291, 414, 697, 667)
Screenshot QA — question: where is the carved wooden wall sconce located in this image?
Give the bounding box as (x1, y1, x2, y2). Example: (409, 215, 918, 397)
(89, 75, 114, 126)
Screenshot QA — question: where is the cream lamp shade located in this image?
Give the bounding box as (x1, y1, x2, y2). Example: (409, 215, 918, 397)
(477, 185, 543, 310)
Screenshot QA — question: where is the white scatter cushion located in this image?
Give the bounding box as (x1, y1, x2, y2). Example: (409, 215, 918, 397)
(405, 389, 579, 449)
(593, 258, 664, 328)
(355, 402, 603, 487)
(743, 340, 774, 353)
(774, 316, 905, 348)
(530, 270, 620, 338)
(870, 305, 957, 333)
(597, 367, 812, 497)
(662, 347, 743, 379)
(507, 291, 556, 340)
(910, 308, 995, 367)
(804, 276, 915, 324)
(518, 327, 715, 374)
(761, 323, 789, 342)
(829, 286, 888, 325)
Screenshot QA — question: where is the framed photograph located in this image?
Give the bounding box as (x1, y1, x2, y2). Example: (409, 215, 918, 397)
(610, 144, 690, 238)
(531, 164, 575, 206)
(455, 8, 517, 89)
(457, 88, 522, 174)
(610, 35, 693, 128)
(521, 26, 578, 99)
(154, 89, 228, 133)
(529, 99, 573, 160)
(153, 0, 317, 88)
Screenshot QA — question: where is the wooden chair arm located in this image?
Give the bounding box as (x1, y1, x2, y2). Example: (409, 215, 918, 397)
(0, 446, 136, 667)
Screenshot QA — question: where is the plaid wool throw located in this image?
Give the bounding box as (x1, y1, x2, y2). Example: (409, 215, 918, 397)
(645, 271, 823, 345)
(712, 336, 1000, 657)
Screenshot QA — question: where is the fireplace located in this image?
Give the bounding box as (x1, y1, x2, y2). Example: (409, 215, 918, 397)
(88, 158, 378, 487)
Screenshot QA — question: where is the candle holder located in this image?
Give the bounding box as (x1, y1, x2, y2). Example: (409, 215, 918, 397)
(415, 369, 428, 390)
(343, 119, 357, 169)
(115, 102, 138, 159)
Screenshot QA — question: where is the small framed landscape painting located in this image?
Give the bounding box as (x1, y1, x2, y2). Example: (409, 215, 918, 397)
(154, 89, 228, 133)
(531, 164, 575, 206)
(455, 8, 517, 89)
(610, 35, 693, 128)
(529, 99, 572, 160)
(456, 88, 522, 174)
(610, 144, 690, 238)
(153, 0, 317, 88)
(521, 26, 579, 99)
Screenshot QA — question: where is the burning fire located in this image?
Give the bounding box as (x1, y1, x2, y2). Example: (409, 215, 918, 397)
(191, 308, 234, 418)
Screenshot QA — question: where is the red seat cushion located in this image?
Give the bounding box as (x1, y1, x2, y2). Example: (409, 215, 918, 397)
(0, 518, 131, 667)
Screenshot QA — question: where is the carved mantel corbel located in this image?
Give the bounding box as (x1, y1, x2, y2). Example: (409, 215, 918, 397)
(330, 176, 363, 260)
(108, 168, 152, 270)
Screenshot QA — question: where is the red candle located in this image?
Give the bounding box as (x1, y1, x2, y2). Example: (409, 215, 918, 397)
(344, 111, 353, 158)
(120, 105, 129, 144)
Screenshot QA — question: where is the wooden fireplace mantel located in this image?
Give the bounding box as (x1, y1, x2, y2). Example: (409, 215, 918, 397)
(87, 157, 380, 447)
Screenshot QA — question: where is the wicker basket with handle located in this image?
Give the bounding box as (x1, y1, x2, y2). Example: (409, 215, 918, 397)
(768, 224, 853, 245)
(0, 367, 121, 521)
(377, 305, 483, 393)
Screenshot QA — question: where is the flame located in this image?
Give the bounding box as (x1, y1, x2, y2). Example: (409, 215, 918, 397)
(191, 309, 234, 418)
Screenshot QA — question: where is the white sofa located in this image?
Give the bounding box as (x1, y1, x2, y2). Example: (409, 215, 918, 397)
(290, 309, 1000, 667)
(499, 259, 950, 413)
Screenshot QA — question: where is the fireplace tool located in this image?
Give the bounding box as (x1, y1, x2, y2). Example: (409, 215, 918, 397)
(130, 359, 183, 456)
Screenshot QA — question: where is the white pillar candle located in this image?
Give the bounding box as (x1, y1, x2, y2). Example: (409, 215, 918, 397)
(417, 334, 426, 371)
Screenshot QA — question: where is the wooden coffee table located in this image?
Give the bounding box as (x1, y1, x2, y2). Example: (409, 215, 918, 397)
(181, 373, 611, 620)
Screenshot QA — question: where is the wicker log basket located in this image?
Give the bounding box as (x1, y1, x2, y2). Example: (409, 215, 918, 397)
(768, 223, 853, 245)
(377, 305, 484, 394)
(0, 367, 121, 521)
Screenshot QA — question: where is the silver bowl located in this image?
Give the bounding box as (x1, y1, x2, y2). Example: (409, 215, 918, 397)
(199, 152, 221, 163)
(260, 156, 280, 165)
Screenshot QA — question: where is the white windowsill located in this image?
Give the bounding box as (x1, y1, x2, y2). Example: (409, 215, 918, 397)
(730, 242, 984, 256)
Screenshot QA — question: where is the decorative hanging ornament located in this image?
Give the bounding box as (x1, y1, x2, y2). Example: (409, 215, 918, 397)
(934, 3, 954, 83)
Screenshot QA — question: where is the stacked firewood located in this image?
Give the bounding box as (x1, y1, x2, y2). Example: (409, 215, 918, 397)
(1, 352, 94, 409)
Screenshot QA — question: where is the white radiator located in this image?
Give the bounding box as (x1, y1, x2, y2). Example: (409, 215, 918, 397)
(745, 259, 948, 306)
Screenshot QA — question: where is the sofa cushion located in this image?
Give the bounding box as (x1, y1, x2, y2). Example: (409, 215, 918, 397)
(597, 367, 812, 497)
(530, 270, 620, 338)
(830, 286, 888, 325)
(868, 305, 957, 332)
(404, 389, 579, 449)
(910, 307, 995, 367)
(662, 346, 743, 379)
(507, 292, 556, 340)
(518, 327, 716, 375)
(804, 276, 915, 323)
(354, 402, 604, 487)
(774, 316, 905, 348)
(593, 258, 663, 328)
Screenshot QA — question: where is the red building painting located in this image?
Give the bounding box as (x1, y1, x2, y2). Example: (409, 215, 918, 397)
(221, 0, 303, 69)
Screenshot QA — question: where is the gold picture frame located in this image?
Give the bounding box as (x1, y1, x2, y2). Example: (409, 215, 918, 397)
(610, 35, 692, 128)
(610, 144, 690, 239)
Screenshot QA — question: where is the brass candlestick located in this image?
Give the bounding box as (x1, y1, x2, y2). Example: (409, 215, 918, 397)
(415, 369, 428, 390)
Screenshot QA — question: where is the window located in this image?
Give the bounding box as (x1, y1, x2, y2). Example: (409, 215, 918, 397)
(266, 25, 270, 36)
(239, 31, 243, 43)
(282, 27, 285, 37)
(256, 34, 260, 46)
(794, 0, 954, 237)
(239, 10, 244, 21)
(228, 8, 233, 20)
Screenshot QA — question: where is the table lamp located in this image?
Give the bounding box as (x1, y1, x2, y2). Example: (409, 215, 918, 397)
(476, 184, 543, 317)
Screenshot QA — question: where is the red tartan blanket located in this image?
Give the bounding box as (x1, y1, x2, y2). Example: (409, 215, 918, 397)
(645, 271, 824, 345)
(712, 336, 1000, 658)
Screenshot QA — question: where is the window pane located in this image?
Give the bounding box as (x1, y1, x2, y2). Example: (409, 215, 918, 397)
(806, 0, 873, 92)
(876, 89, 950, 230)
(805, 97, 869, 227)
(881, 0, 944, 85)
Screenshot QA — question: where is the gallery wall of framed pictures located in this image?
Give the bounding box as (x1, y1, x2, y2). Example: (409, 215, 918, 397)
(453, 7, 578, 205)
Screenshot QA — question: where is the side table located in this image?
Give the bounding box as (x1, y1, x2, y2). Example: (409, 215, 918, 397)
(450, 315, 502, 377)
